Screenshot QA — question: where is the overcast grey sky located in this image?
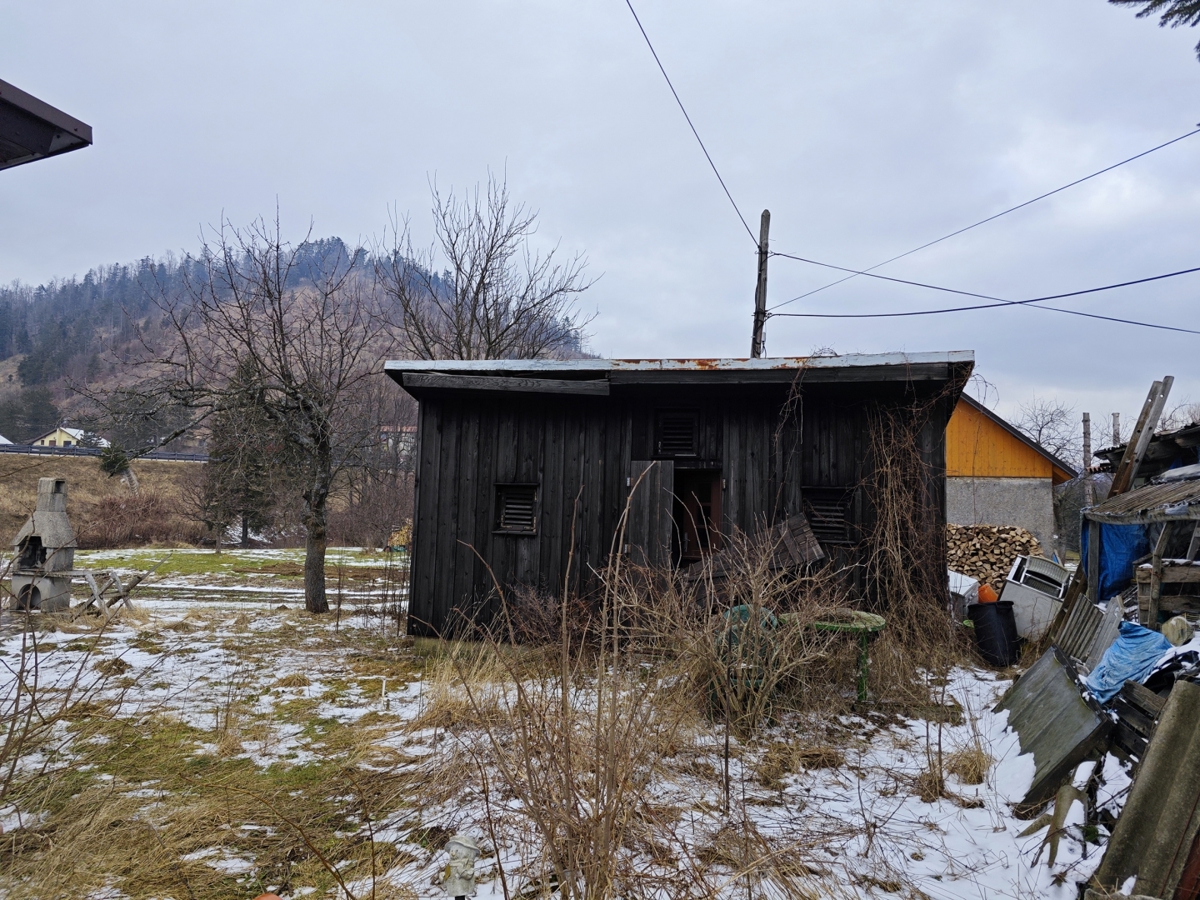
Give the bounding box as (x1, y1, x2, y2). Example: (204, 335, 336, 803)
(3, 1, 1198, 431)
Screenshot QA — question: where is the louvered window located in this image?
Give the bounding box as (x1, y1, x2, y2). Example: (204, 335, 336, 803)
(655, 410, 699, 458)
(802, 489, 852, 545)
(495, 484, 538, 534)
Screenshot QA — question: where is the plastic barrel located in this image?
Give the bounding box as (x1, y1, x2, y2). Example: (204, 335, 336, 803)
(969, 600, 1020, 667)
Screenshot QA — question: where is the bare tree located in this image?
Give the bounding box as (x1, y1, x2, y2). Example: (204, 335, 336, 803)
(377, 174, 594, 360)
(1160, 398, 1200, 432)
(1014, 397, 1082, 467)
(106, 218, 397, 613)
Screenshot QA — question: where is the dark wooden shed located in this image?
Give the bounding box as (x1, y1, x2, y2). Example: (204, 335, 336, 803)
(386, 352, 973, 637)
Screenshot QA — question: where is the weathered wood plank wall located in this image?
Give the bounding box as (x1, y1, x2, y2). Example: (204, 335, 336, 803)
(407, 381, 952, 636)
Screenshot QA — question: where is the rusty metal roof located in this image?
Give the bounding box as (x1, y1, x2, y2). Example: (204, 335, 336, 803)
(1084, 475, 1200, 524)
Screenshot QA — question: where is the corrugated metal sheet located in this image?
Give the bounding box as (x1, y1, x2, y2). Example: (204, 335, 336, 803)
(1095, 680, 1200, 898)
(1085, 477, 1200, 524)
(1055, 597, 1122, 670)
(995, 647, 1112, 808)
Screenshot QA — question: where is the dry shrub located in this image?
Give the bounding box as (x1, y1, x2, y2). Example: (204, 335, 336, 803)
(914, 768, 946, 803)
(863, 400, 971, 705)
(76, 489, 206, 548)
(505, 583, 595, 647)
(630, 528, 859, 737)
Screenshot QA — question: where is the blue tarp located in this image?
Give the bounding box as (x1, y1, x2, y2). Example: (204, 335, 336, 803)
(1080, 522, 1151, 604)
(1084, 621, 1172, 704)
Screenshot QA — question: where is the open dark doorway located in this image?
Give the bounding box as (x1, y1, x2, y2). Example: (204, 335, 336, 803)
(673, 469, 722, 565)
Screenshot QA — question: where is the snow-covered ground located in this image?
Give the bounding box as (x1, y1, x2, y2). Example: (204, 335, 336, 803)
(0, 556, 1133, 899)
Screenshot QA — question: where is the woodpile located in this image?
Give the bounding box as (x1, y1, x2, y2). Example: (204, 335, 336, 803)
(946, 524, 1044, 591)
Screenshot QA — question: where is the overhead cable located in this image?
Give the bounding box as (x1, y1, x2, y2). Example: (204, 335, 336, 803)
(622, 0, 757, 244)
(768, 125, 1200, 312)
(768, 254, 1200, 335)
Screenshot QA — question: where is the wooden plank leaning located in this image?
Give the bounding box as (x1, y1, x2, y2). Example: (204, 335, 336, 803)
(1049, 377, 1173, 644)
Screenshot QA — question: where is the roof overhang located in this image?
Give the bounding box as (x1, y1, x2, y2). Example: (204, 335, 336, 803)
(386, 351, 975, 396)
(0, 78, 92, 172)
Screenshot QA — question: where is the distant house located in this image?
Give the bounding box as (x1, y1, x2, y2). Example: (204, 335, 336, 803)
(31, 427, 109, 449)
(945, 394, 1076, 549)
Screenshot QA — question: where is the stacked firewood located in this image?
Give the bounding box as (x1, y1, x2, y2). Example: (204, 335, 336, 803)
(946, 524, 1044, 591)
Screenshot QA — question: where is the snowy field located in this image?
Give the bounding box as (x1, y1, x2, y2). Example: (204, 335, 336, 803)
(0, 549, 1131, 899)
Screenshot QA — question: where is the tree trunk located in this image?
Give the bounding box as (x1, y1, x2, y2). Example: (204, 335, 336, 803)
(304, 518, 328, 614)
(241, 512, 249, 547)
(302, 455, 332, 614)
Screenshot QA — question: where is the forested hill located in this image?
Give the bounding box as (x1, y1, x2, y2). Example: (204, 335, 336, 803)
(0, 238, 381, 441)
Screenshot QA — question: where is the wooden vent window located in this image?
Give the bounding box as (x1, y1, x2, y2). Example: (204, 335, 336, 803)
(656, 410, 699, 457)
(803, 490, 852, 545)
(495, 484, 538, 534)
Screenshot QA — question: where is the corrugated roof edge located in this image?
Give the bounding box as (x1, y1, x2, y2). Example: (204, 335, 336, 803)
(384, 350, 974, 376)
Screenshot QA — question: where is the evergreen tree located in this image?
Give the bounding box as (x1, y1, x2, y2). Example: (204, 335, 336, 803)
(203, 362, 289, 545)
(1110, 0, 1200, 57)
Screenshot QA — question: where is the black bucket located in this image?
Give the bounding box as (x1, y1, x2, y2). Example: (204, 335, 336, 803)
(969, 600, 1020, 667)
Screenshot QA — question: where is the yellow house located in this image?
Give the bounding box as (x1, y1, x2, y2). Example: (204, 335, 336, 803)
(31, 426, 108, 449)
(946, 394, 1076, 548)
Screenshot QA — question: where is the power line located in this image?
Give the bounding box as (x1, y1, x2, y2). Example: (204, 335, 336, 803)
(768, 125, 1200, 312)
(622, 0, 757, 245)
(768, 255, 1200, 335)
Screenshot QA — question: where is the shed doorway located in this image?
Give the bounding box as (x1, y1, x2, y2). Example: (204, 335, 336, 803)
(674, 469, 722, 565)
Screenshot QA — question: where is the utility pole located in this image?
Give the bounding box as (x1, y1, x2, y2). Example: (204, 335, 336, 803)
(750, 209, 770, 358)
(1083, 412, 1094, 507)
(1113, 412, 1120, 446)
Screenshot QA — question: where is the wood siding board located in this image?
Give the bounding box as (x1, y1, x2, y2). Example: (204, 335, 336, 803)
(451, 404, 480, 623)
(410, 402, 439, 635)
(474, 401, 499, 621)
(514, 407, 543, 585)
(583, 408, 604, 574)
(436, 401, 462, 631)
(567, 404, 585, 560)
(541, 400, 566, 601)
(724, 405, 743, 534)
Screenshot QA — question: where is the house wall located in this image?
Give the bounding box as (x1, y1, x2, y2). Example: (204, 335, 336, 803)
(408, 381, 953, 636)
(947, 475, 1056, 548)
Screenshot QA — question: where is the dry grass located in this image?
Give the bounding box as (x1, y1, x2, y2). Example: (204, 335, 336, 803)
(946, 745, 993, 785)
(409, 640, 519, 732)
(756, 739, 847, 788)
(0, 453, 201, 546)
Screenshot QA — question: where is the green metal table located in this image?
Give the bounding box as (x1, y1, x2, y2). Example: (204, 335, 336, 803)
(812, 608, 887, 703)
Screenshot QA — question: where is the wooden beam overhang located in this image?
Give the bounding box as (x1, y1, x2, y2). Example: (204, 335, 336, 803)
(398, 372, 610, 396)
(607, 362, 959, 385)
